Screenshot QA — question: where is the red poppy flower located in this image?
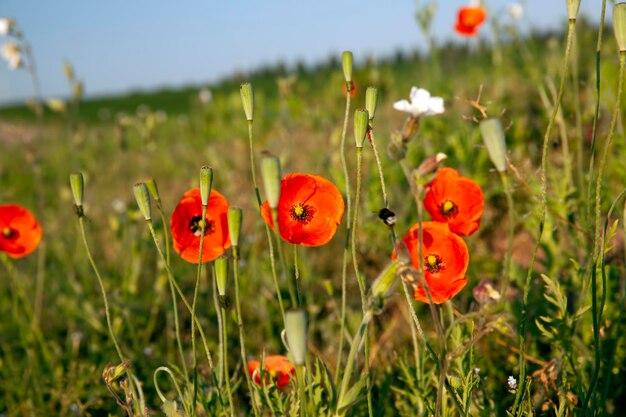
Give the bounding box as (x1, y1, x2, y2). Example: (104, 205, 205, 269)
(423, 167, 484, 236)
(393, 221, 469, 304)
(342, 81, 358, 99)
(261, 173, 344, 247)
(170, 188, 231, 263)
(0, 204, 42, 259)
(454, 5, 487, 37)
(247, 355, 295, 389)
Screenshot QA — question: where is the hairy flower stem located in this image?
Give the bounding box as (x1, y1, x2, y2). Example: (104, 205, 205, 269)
(216, 275, 235, 417)
(296, 365, 307, 417)
(147, 222, 214, 370)
(583, 50, 626, 415)
(366, 127, 389, 209)
(512, 17, 576, 416)
(351, 147, 373, 417)
(233, 247, 261, 417)
(248, 121, 262, 205)
(336, 86, 353, 381)
(191, 204, 208, 417)
(498, 172, 515, 300)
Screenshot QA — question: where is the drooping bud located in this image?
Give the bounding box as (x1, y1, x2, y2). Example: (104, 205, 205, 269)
(227, 207, 243, 247)
(133, 182, 152, 221)
(365, 87, 378, 120)
(261, 154, 282, 209)
(566, 0, 580, 20)
(240, 83, 254, 121)
(69, 172, 84, 208)
(199, 165, 213, 206)
(215, 256, 228, 297)
(387, 133, 407, 160)
(414, 152, 447, 178)
(285, 309, 307, 366)
(341, 51, 353, 83)
(479, 118, 507, 172)
(354, 109, 369, 148)
(145, 178, 161, 203)
(614, 3, 626, 52)
(370, 260, 400, 300)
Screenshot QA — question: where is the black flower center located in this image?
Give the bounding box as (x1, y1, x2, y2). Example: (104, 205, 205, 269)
(424, 254, 445, 273)
(289, 203, 314, 224)
(439, 200, 458, 218)
(2, 227, 16, 239)
(189, 216, 214, 237)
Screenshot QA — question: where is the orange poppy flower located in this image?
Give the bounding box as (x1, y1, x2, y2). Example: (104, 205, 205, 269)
(0, 204, 42, 259)
(170, 188, 231, 263)
(394, 221, 469, 304)
(423, 167, 484, 236)
(247, 355, 295, 389)
(342, 81, 358, 99)
(261, 173, 344, 247)
(454, 4, 487, 37)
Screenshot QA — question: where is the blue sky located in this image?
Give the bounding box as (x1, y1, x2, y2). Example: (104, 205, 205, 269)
(0, 1, 602, 105)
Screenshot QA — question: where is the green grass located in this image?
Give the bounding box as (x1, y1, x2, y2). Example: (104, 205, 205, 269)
(1, 15, 626, 416)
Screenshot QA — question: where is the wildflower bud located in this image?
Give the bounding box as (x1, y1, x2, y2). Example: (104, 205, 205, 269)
(365, 87, 378, 120)
(285, 309, 307, 366)
(566, 0, 580, 20)
(261, 154, 282, 209)
(414, 153, 447, 178)
(145, 178, 161, 203)
(133, 182, 152, 221)
(215, 256, 228, 297)
(240, 82, 254, 121)
(69, 172, 84, 208)
(387, 133, 407, 160)
(614, 3, 626, 52)
(401, 117, 420, 142)
(103, 360, 130, 383)
(370, 260, 400, 300)
(199, 165, 213, 206)
(63, 59, 75, 81)
(479, 118, 507, 172)
(341, 51, 353, 83)
(227, 207, 243, 247)
(354, 109, 369, 148)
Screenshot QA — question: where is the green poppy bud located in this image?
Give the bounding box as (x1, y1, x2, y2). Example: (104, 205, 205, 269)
(240, 83, 254, 121)
(479, 118, 507, 172)
(342, 51, 353, 83)
(614, 3, 626, 52)
(133, 182, 152, 221)
(227, 207, 243, 248)
(69, 172, 84, 208)
(261, 155, 282, 209)
(285, 309, 307, 366)
(365, 87, 378, 120)
(354, 109, 369, 148)
(199, 165, 213, 206)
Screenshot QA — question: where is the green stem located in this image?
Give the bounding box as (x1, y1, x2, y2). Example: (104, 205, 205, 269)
(512, 17, 576, 416)
(296, 364, 307, 417)
(213, 266, 225, 387)
(582, 50, 626, 415)
(293, 244, 302, 307)
(220, 294, 235, 417)
(147, 222, 214, 370)
(233, 247, 261, 417)
(498, 172, 515, 301)
(336, 86, 353, 380)
(248, 120, 262, 205)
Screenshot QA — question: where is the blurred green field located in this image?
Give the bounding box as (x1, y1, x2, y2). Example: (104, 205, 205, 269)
(1, 15, 626, 416)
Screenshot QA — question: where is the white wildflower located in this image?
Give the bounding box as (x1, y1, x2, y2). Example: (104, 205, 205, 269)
(507, 3, 524, 20)
(393, 87, 444, 117)
(0, 18, 14, 36)
(198, 88, 213, 105)
(507, 375, 518, 391)
(1, 41, 22, 69)
(474, 367, 481, 376)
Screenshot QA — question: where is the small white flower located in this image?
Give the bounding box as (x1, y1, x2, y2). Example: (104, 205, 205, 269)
(393, 87, 444, 117)
(0, 18, 14, 36)
(1, 41, 22, 69)
(474, 367, 481, 376)
(507, 375, 518, 391)
(198, 88, 213, 105)
(507, 3, 524, 20)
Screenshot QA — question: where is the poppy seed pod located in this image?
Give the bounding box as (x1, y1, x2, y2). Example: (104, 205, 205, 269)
(240, 82, 254, 121)
(261, 155, 282, 209)
(342, 51, 353, 83)
(566, 0, 580, 20)
(479, 118, 507, 172)
(614, 3, 626, 52)
(285, 309, 307, 366)
(215, 256, 228, 296)
(227, 207, 243, 248)
(199, 165, 213, 206)
(133, 182, 152, 221)
(69, 172, 84, 208)
(365, 87, 378, 120)
(354, 109, 369, 148)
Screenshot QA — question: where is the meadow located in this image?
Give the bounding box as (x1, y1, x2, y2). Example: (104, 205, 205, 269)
(1, 2, 626, 416)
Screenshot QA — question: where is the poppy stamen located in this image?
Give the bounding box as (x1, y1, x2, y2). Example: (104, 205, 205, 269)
(2, 227, 14, 239)
(189, 216, 214, 236)
(289, 203, 314, 224)
(425, 253, 445, 273)
(440, 200, 458, 218)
